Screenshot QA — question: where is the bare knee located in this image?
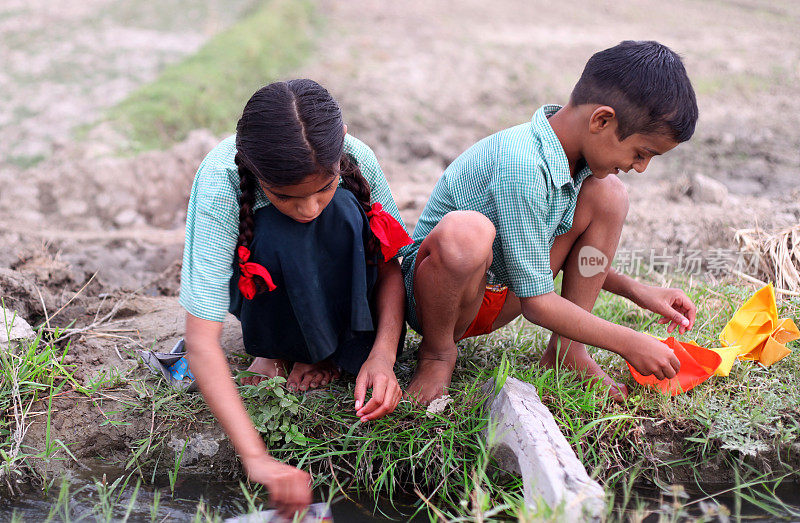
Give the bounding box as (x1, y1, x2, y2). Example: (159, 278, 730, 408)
(582, 174, 629, 222)
(422, 211, 495, 276)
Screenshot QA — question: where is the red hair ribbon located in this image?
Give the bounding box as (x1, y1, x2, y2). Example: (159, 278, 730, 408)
(366, 202, 413, 261)
(237, 246, 277, 300)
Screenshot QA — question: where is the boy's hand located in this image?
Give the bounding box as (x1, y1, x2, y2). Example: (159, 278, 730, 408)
(634, 285, 696, 334)
(354, 353, 401, 422)
(623, 332, 681, 380)
(243, 454, 312, 519)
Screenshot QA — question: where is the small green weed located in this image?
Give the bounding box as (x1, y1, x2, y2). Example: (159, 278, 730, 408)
(167, 441, 186, 496)
(240, 375, 306, 447)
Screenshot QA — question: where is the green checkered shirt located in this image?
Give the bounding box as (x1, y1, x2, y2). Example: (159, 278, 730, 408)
(402, 104, 593, 325)
(180, 134, 408, 322)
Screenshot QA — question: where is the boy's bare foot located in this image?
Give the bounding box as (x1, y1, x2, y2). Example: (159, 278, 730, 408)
(405, 342, 458, 405)
(242, 357, 289, 386)
(541, 338, 629, 402)
(287, 360, 340, 392)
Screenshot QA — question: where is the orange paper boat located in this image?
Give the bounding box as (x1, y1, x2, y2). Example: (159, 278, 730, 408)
(719, 283, 799, 368)
(628, 337, 721, 395)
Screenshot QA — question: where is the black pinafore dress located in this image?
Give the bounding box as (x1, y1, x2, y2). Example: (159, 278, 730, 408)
(228, 188, 400, 375)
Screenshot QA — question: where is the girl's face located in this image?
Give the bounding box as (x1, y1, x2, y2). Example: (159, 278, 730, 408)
(260, 172, 339, 223)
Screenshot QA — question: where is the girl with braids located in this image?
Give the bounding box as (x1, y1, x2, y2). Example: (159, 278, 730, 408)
(179, 79, 412, 515)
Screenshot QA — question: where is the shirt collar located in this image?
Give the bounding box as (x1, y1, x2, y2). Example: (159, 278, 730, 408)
(531, 104, 593, 189)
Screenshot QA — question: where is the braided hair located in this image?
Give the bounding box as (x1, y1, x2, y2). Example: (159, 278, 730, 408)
(234, 79, 378, 292)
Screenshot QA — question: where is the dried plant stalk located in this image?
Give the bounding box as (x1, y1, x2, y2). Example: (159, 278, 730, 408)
(734, 224, 800, 293)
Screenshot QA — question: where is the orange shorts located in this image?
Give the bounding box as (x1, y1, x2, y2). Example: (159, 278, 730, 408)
(459, 284, 509, 340)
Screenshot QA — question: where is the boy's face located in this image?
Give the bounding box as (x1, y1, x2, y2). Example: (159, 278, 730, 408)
(583, 108, 679, 178)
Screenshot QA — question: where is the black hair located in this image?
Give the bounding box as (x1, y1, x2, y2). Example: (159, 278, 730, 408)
(569, 40, 698, 142)
(234, 79, 377, 293)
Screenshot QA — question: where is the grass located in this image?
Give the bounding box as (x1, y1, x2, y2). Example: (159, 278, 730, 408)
(262, 276, 799, 520)
(3, 278, 799, 521)
(6, 153, 46, 169)
(0, 305, 77, 494)
(98, 0, 317, 152)
(210, 276, 796, 520)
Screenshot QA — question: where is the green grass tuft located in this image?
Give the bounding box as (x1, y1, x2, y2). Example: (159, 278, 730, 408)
(104, 0, 316, 152)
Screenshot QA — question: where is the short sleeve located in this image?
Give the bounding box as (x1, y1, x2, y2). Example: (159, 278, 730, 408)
(343, 135, 411, 259)
(493, 163, 555, 298)
(179, 151, 240, 322)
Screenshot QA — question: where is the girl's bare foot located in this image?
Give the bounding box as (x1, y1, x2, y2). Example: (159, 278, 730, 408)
(287, 359, 340, 391)
(404, 341, 458, 405)
(541, 337, 629, 402)
(241, 357, 288, 386)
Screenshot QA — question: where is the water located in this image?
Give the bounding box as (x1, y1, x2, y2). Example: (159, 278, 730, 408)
(1, 466, 429, 522)
(622, 481, 800, 522)
(3, 464, 798, 521)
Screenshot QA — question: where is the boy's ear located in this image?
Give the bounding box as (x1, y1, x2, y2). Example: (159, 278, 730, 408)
(343, 123, 348, 136)
(588, 106, 616, 134)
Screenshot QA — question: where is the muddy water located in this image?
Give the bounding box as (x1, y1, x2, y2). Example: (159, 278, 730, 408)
(630, 482, 800, 522)
(3, 467, 429, 522)
(5, 465, 798, 521)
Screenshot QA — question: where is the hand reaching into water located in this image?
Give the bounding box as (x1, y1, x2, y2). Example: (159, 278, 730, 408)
(243, 454, 312, 519)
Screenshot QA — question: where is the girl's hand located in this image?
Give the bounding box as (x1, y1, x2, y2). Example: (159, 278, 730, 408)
(185, 314, 310, 518)
(354, 353, 401, 421)
(243, 454, 312, 519)
(634, 284, 697, 334)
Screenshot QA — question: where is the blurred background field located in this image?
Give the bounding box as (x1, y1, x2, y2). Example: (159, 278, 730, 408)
(1, 0, 799, 520)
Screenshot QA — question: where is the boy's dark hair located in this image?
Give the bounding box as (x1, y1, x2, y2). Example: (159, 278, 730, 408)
(570, 40, 698, 142)
(234, 79, 378, 291)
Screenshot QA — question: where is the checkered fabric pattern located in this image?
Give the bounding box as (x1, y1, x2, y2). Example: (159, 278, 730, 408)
(179, 134, 408, 322)
(402, 104, 594, 330)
